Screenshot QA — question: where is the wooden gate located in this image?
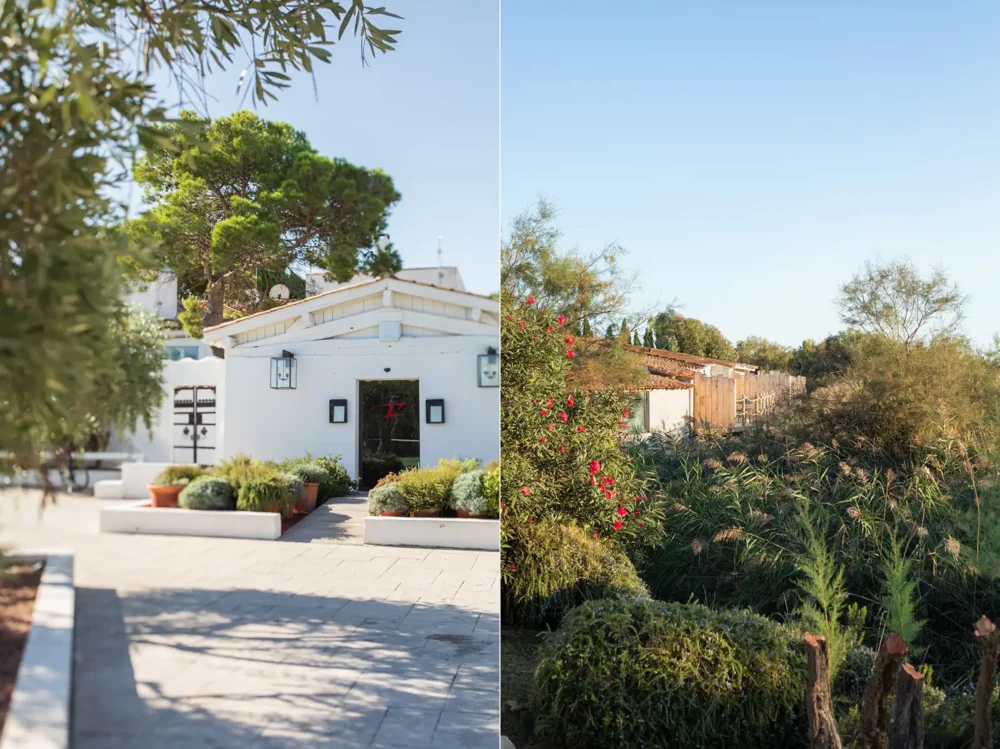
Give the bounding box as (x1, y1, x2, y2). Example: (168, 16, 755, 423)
(692, 374, 735, 431)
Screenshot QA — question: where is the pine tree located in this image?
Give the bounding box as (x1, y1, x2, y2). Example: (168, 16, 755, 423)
(642, 326, 655, 348)
(619, 319, 631, 344)
(632, 331, 640, 346)
(605, 323, 616, 339)
(582, 317, 593, 337)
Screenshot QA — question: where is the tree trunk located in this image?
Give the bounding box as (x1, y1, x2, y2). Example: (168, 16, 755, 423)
(973, 616, 1000, 749)
(890, 663, 924, 749)
(804, 633, 843, 749)
(860, 632, 909, 749)
(204, 278, 226, 328)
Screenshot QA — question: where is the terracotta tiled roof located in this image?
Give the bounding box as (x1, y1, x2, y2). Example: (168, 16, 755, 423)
(623, 344, 758, 372)
(575, 338, 694, 392)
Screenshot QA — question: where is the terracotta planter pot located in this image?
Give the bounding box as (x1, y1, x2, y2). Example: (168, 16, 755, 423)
(294, 483, 319, 515)
(148, 484, 183, 508)
(380, 510, 408, 517)
(410, 509, 441, 518)
(456, 510, 471, 519)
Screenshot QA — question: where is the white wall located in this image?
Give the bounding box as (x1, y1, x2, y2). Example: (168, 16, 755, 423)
(305, 268, 466, 296)
(647, 388, 692, 436)
(221, 335, 499, 477)
(108, 358, 225, 463)
(128, 273, 178, 320)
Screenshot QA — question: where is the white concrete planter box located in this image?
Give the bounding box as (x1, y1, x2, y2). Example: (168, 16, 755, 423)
(99, 500, 281, 541)
(364, 517, 499, 551)
(0, 552, 74, 749)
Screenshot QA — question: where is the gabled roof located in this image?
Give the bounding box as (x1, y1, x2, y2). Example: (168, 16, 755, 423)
(202, 275, 498, 348)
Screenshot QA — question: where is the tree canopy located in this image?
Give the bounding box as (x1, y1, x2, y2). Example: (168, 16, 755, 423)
(734, 336, 792, 371)
(651, 311, 736, 361)
(1, 0, 402, 470)
(128, 110, 401, 329)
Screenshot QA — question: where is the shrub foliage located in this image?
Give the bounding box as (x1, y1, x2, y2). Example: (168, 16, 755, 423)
(179, 477, 234, 511)
(152, 465, 205, 487)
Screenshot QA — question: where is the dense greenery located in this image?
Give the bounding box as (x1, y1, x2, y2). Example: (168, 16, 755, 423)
(299, 453, 354, 499)
(179, 477, 234, 511)
(367, 483, 407, 515)
(1, 0, 402, 473)
(396, 462, 464, 512)
(127, 110, 401, 327)
(236, 473, 295, 513)
(152, 465, 205, 487)
(735, 335, 792, 371)
(650, 309, 736, 360)
(533, 599, 807, 749)
(450, 470, 489, 516)
(287, 463, 330, 487)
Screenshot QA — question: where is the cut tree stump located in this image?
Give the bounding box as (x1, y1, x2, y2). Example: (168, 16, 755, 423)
(973, 616, 1000, 749)
(804, 633, 844, 749)
(890, 662, 924, 749)
(860, 632, 909, 749)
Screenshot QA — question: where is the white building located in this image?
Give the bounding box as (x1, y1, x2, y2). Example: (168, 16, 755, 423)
(305, 266, 466, 296)
(113, 272, 499, 479)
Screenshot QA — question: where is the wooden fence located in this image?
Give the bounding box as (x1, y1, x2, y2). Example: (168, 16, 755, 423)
(692, 371, 806, 432)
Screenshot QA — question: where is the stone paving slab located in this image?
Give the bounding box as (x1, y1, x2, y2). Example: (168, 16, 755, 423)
(0, 491, 499, 748)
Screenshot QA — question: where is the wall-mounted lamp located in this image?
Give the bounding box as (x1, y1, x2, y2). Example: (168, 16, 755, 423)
(329, 399, 348, 423)
(477, 346, 499, 388)
(426, 399, 445, 424)
(270, 350, 297, 389)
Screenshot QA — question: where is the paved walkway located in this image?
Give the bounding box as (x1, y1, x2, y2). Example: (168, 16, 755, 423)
(0, 491, 499, 748)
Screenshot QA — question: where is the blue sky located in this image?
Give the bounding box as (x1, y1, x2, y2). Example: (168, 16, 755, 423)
(501, 0, 1000, 347)
(128, 1, 499, 296)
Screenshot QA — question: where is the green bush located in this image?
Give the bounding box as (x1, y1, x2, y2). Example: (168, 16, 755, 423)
(504, 522, 648, 627)
(288, 462, 329, 486)
(236, 473, 294, 513)
(213, 454, 266, 493)
(396, 463, 462, 512)
(451, 470, 490, 516)
(300, 453, 354, 499)
(281, 473, 306, 503)
(368, 483, 408, 515)
(178, 477, 234, 511)
(483, 465, 499, 517)
(152, 465, 205, 487)
(532, 598, 806, 749)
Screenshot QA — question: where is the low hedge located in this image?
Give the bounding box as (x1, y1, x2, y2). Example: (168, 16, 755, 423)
(236, 473, 295, 513)
(396, 462, 462, 512)
(503, 522, 649, 628)
(302, 453, 353, 499)
(288, 462, 330, 486)
(368, 483, 408, 515)
(482, 466, 499, 517)
(532, 598, 807, 749)
(179, 477, 234, 511)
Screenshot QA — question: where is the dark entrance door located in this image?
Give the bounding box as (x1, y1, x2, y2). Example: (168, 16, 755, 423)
(172, 385, 216, 465)
(358, 380, 419, 489)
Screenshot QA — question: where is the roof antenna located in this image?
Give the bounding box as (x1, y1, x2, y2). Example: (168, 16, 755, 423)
(437, 236, 445, 284)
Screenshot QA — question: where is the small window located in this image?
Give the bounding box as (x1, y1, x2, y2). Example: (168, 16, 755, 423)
(165, 346, 200, 361)
(628, 393, 648, 433)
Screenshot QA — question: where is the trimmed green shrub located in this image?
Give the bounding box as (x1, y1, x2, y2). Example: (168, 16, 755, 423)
(152, 465, 205, 487)
(396, 462, 462, 512)
(301, 453, 354, 499)
(504, 522, 648, 627)
(483, 465, 499, 517)
(213, 454, 267, 493)
(532, 598, 806, 749)
(237, 473, 294, 513)
(178, 477, 234, 511)
(288, 462, 329, 486)
(450, 470, 490, 517)
(368, 483, 408, 515)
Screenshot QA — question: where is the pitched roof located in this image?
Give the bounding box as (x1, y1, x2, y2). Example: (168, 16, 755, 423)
(574, 338, 693, 392)
(623, 344, 758, 372)
(203, 274, 496, 335)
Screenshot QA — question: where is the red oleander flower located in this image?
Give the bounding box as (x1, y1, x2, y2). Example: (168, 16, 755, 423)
(557, 315, 566, 325)
(624, 409, 630, 418)
(593, 532, 600, 538)
(589, 460, 601, 474)
(617, 505, 627, 517)
(507, 563, 516, 570)
(499, 503, 504, 510)
(633, 509, 640, 516)
(547, 423, 554, 431)
(527, 519, 533, 524)
(531, 399, 537, 404)
(559, 445, 566, 453)
(539, 438, 546, 443)
(567, 395, 575, 408)
(566, 350, 575, 359)
(588, 477, 597, 486)
(565, 336, 575, 345)
(605, 490, 615, 500)
(577, 425, 586, 432)
(519, 320, 526, 328)
(558, 411, 568, 422)
(602, 477, 614, 486)
(520, 487, 530, 495)
(547, 399, 554, 408)
(546, 326, 553, 333)
(526, 294, 535, 305)
(540, 409, 548, 416)
(613, 520, 623, 532)
(639, 521, 645, 527)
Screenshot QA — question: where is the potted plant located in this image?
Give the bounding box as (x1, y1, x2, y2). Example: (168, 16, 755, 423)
(367, 483, 408, 517)
(148, 465, 205, 508)
(450, 470, 489, 518)
(236, 471, 294, 515)
(288, 463, 330, 514)
(397, 463, 461, 517)
(179, 477, 235, 511)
